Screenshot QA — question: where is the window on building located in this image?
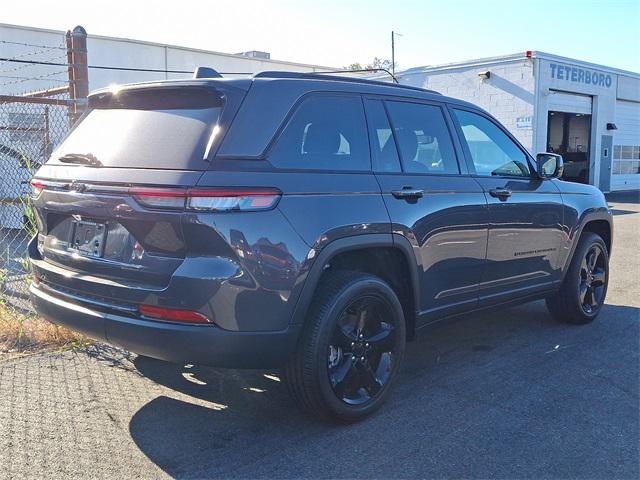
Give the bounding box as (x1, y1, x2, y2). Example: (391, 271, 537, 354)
(454, 109, 530, 177)
(385, 101, 459, 174)
(268, 95, 370, 171)
(613, 145, 640, 175)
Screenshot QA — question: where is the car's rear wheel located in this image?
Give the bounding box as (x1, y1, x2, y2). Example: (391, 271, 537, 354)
(546, 232, 609, 324)
(284, 271, 406, 422)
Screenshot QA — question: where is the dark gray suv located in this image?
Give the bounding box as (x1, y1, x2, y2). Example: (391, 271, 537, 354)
(29, 71, 612, 421)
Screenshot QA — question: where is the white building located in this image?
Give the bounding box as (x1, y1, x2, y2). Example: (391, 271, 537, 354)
(0, 23, 333, 95)
(394, 52, 640, 192)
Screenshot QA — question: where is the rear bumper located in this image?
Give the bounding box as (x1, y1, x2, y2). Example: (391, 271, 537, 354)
(30, 282, 301, 369)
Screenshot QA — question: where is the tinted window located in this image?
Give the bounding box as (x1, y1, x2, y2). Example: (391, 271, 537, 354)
(385, 101, 458, 174)
(268, 95, 370, 171)
(454, 109, 530, 177)
(52, 87, 224, 170)
(365, 100, 401, 172)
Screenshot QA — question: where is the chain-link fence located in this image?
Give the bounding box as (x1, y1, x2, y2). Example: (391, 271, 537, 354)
(0, 35, 81, 331)
(1, 93, 75, 315)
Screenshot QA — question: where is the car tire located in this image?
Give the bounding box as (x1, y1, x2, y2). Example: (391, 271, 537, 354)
(546, 232, 609, 324)
(284, 270, 406, 423)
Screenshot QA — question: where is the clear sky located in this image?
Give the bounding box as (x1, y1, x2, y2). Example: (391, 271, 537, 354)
(4, 0, 640, 72)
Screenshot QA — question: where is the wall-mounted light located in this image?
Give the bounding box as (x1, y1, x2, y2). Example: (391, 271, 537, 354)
(606, 123, 618, 130)
(478, 71, 491, 80)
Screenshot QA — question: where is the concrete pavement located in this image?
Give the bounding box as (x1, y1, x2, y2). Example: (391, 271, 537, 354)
(1, 191, 638, 479)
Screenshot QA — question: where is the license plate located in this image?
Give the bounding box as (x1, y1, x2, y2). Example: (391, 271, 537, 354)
(70, 220, 107, 258)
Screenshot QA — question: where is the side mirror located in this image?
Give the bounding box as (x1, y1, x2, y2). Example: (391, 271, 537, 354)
(536, 153, 564, 179)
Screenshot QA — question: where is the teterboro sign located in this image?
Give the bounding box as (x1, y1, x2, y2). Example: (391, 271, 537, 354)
(550, 63, 612, 88)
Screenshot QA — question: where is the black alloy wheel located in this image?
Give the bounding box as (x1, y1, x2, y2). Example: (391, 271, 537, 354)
(328, 295, 397, 405)
(579, 244, 607, 314)
(546, 232, 609, 324)
(285, 271, 406, 422)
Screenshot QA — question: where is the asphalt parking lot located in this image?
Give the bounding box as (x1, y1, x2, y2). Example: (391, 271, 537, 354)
(0, 192, 638, 480)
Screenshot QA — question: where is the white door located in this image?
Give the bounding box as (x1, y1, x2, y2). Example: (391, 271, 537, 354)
(548, 91, 593, 114)
(612, 100, 640, 191)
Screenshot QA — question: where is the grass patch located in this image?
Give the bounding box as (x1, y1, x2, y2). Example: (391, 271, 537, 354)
(0, 303, 90, 358)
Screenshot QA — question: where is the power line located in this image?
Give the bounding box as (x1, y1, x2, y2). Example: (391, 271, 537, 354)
(0, 39, 66, 50)
(87, 64, 250, 75)
(0, 57, 252, 75)
(0, 53, 68, 75)
(0, 70, 68, 87)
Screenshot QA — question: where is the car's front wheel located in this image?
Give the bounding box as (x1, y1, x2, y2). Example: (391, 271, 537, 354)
(284, 271, 406, 422)
(546, 232, 609, 324)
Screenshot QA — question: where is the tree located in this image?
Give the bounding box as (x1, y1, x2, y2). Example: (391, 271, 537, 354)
(343, 58, 396, 72)
(343, 62, 363, 71)
(366, 57, 395, 72)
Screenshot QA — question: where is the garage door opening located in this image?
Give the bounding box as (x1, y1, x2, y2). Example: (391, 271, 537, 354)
(547, 111, 592, 184)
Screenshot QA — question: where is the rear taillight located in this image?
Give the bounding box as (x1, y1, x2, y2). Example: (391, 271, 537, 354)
(26, 181, 281, 212)
(187, 188, 281, 211)
(131, 187, 281, 212)
(138, 304, 212, 324)
(131, 188, 186, 209)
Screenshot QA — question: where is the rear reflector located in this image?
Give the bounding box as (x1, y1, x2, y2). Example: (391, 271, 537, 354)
(138, 304, 212, 324)
(30, 179, 44, 198)
(132, 187, 281, 212)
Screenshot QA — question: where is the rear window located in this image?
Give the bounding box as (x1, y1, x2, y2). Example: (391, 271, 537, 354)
(50, 87, 223, 170)
(267, 95, 370, 171)
(385, 101, 459, 175)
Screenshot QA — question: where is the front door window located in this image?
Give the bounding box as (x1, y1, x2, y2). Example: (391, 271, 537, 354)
(453, 109, 530, 178)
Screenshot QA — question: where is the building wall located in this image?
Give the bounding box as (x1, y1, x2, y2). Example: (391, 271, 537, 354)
(535, 57, 618, 189)
(396, 53, 640, 191)
(85, 35, 330, 90)
(0, 23, 332, 95)
(398, 58, 536, 152)
(535, 57, 640, 191)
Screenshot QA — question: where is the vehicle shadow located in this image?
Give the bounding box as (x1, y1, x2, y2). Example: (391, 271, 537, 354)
(609, 208, 637, 216)
(128, 301, 639, 479)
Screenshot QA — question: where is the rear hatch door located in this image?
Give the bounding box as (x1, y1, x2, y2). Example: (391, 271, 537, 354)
(31, 81, 248, 288)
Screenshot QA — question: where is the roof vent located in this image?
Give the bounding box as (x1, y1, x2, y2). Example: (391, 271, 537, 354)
(237, 50, 271, 59)
(193, 67, 223, 79)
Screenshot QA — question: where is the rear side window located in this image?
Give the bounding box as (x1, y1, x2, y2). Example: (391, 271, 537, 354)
(51, 87, 224, 170)
(268, 95, 370, 171)
(385, 101, 459, 175)
(365, 99, 401, 172)
(453, 109, 530, 177)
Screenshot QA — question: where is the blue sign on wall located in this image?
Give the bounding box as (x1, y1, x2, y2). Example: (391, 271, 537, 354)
(516, 116, 532, 129)
(550, 63, 612, 88)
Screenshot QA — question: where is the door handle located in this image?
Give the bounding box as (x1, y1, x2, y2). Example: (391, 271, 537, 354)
(391, 188, 424, 199)
(489, 188, 512, 199)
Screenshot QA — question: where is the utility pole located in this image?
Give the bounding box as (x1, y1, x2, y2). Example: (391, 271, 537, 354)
(391, 31, 395, 76)
(391, 31, 402, 77)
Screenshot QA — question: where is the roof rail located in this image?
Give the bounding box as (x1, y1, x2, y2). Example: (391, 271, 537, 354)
(252, 71, 441, 95)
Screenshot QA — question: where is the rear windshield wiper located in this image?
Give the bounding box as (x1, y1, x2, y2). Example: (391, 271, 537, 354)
(58, 153, 102, 167)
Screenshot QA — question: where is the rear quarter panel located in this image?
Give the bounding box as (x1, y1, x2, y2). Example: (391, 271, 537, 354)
(195, 169, 391, 329)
